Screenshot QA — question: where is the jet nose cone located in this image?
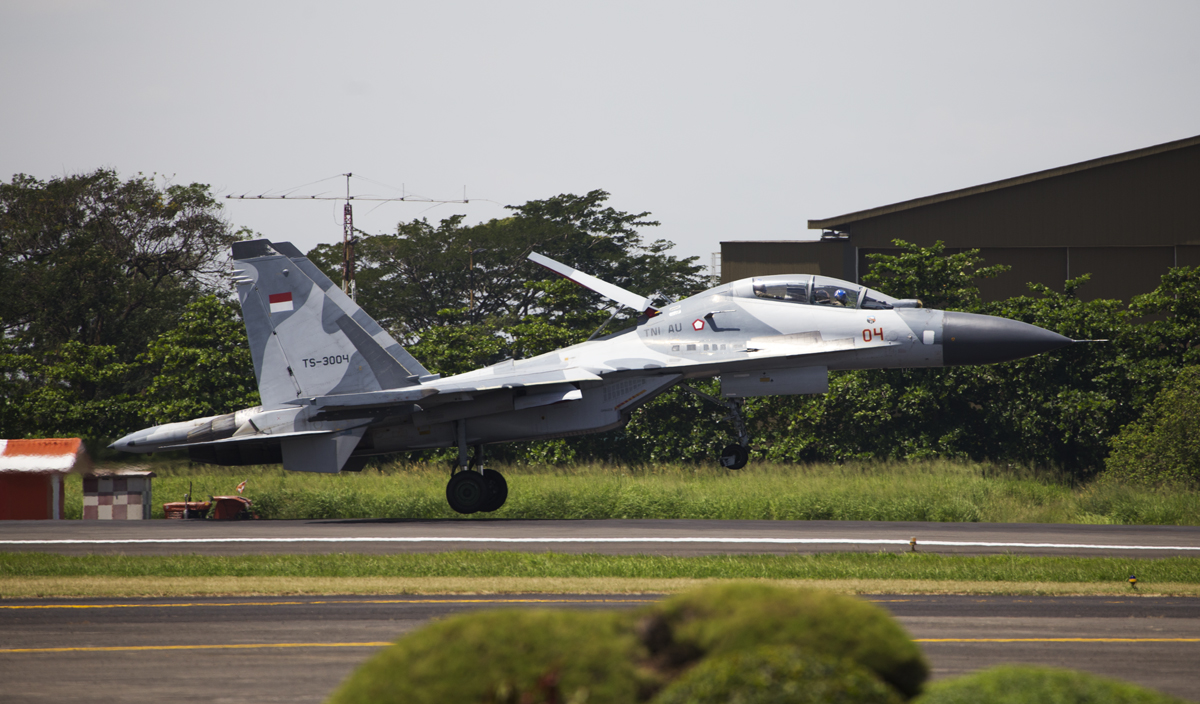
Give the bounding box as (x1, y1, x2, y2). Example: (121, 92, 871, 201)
(943, 311, 1072, 366)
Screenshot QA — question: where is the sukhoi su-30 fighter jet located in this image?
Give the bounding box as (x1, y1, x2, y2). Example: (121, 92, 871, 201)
(114, 239, 1073, 513)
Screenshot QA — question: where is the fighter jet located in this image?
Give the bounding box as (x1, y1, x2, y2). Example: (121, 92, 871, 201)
(113, 239, 1072, 513)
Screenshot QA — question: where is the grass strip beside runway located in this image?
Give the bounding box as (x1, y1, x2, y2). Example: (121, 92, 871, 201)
(2, 576, 1198, 598)
(65, 460, 1200, 524)
(2, 552, 1198, 597)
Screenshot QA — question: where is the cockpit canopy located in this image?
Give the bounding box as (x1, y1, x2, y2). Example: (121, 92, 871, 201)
(746, 275, 908, 310)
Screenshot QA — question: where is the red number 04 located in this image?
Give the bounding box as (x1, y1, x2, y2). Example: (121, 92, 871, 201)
(862, 327, 884, 341)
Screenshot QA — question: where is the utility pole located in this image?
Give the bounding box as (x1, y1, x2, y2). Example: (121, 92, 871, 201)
(226, 174, 471, 301)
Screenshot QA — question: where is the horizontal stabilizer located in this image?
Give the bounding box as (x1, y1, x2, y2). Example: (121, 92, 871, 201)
(528, 252, 655, 315)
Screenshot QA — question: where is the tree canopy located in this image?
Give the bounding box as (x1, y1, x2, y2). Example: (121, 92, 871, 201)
(0, 169, 240, 445)
(0, 169, 237, 359)
(307, 190, 709, 374)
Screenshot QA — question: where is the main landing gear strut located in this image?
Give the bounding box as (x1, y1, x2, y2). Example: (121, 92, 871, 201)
(446, 421, 508, 514)
(678, 384, 751, 470)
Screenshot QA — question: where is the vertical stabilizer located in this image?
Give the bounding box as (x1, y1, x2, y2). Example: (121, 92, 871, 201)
(269, 241, 431, 381)
(231, 239, 427, 407)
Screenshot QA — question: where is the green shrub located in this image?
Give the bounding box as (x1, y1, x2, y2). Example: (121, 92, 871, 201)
(327, 584, 928, 704)
(914, 665, 1187, 704)
(651, 645, 902, 704)
(1105, 366, 1200, 486)
(640, 583, 928, 698)
(325, 610, 649, 704)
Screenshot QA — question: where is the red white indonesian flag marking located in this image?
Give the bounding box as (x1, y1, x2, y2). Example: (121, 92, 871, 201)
(268, 292, 293, 314)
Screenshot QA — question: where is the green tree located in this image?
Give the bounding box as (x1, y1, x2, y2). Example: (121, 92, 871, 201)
(1105, 366, 1200, 486)
(0, 169, 238, 440)
(138, 295, 261, 425)
(0, 340, 141, 441)
(862, 239, 1010, 311)
(310, 190, 707, 374)
(0, 169, 237, 359)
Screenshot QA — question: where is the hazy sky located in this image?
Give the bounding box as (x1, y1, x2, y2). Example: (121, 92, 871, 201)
(3, 1, 1198, 271)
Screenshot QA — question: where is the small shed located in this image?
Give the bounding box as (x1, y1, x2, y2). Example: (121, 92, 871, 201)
(0, 438, 91, 520)
(83, 469, 156, 520)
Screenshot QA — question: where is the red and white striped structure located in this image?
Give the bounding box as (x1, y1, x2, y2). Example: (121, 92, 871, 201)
(0, 438, 91, 520)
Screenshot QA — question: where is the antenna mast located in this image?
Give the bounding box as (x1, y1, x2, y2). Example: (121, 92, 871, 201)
(342, 174, 355, 300)
(226, 174, 470, 301)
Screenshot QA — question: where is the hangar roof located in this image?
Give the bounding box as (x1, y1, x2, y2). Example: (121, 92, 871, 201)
(808, 133, 1200, 231)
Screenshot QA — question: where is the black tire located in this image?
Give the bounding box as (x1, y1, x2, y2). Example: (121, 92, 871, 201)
(480, 469, 508, 512)
(719, 443, 749, 470)
(446, 471, 487, 514)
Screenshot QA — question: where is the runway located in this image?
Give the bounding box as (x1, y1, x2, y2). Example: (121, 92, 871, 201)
(4, 518, 1200, 557)
(1, 594, 1197, 703)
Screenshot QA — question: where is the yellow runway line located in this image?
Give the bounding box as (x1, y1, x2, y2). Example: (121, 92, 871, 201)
(916, 638, 1200, 643)
(0, 597, 653, 610)
(4, 637, 1200, 654)
(0, 642, 392, 654)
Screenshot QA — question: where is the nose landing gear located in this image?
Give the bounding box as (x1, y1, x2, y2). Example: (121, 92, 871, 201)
(678, 384, 752, 470)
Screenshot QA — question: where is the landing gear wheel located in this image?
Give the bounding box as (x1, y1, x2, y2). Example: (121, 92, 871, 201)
(719, 444, 749, 470)
(446, 471, 488, 514)
(480, 469, 508, 512)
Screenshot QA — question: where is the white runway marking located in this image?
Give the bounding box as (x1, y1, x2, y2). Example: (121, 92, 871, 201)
(2, 537, 1198, 551)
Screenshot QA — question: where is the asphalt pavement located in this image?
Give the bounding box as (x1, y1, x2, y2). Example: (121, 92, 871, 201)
(1, 594, 1197, 703)
(3, 519, 1198, 701)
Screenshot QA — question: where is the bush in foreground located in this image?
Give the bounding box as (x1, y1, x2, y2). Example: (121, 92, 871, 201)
(650, 644, 902, 704)
(325, 583, 927, 704)
(914, 665, 1187, 704)
(645, 583, 928, 698)
(326, 610, 646, 704)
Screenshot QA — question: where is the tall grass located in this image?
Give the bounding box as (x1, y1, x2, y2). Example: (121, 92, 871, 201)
(65, 459, 1200, 525)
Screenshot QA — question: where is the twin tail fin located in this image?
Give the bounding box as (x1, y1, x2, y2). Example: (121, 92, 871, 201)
(231, 239, 430, 408)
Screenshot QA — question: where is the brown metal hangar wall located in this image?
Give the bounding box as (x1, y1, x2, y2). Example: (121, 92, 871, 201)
(721, 135, 1200, 302)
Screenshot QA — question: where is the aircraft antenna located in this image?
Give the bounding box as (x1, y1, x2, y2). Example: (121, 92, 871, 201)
(226, 174, 471, 300)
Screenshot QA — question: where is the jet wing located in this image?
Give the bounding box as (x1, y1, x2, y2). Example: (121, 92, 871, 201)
(272, 366, 599, 414)
(528, 252, 657, 316)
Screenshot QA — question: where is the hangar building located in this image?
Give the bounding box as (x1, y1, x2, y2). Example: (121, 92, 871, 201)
(720, 134, 1200, 301)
